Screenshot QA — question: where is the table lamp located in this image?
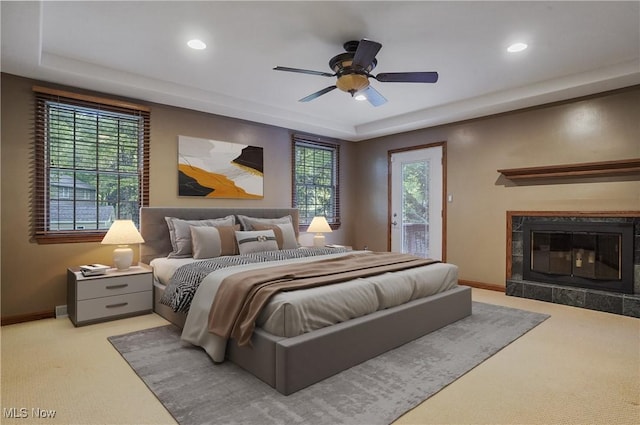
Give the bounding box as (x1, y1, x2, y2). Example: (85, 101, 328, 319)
(101, 220, 145, 270)
(307, 216, 332, 247)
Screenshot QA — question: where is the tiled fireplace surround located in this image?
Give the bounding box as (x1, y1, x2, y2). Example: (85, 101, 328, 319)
(506, 212, 640, 318)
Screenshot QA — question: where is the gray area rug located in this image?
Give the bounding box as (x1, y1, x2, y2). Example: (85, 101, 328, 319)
(108, 302, 548, 425)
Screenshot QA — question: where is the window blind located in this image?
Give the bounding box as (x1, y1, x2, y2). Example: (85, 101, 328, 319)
(291, 134, 340, 228)
(33, 86, 150, 243)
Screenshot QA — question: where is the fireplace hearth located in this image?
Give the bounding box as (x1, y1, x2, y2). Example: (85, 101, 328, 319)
(506, 213, 640, 318)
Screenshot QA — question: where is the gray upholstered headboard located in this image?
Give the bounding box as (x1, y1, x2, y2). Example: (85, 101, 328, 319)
(139, 207, 299, 264)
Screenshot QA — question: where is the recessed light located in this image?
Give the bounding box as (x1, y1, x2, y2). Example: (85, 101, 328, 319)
(187, 39, 207, 50)
(507, 42, 528, 53)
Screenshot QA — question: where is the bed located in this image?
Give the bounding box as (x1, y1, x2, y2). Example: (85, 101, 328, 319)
(140, 207, 472, 395)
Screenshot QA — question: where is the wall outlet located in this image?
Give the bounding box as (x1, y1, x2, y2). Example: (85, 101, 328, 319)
(55, 305, 68, 318)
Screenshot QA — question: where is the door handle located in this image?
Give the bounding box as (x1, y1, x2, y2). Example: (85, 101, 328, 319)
(392, 221, 398, 226)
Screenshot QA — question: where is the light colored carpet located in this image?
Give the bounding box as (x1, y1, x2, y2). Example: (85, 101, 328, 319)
(3, 289, 638, 424)
(108, 302, 548, 425)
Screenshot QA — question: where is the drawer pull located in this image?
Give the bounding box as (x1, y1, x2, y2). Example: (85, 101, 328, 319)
(106, 284, 128, 290)
(106, 302, 128, 309)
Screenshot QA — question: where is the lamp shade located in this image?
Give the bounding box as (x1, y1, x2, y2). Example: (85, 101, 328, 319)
(308, 216, 331, 247)
(307, 216, 332, 233)
(101, 220, 144, 271)
(101, 220, 145, 245)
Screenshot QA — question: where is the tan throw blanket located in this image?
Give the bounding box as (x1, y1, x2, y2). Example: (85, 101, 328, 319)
(208, 251, 439, 346)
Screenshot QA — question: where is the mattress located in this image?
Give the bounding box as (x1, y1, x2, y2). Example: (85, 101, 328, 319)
(151, 252, 458, 338)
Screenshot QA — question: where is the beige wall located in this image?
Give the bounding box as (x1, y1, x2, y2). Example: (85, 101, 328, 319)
(352, 87, 640, 286)
(2, 71, 638, 319)
(0, 73, 355, 318)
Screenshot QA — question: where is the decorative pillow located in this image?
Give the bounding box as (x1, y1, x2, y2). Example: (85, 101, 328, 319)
(235, 230, 279, 255)
(165, 216, 235, 258)
(190, 225, 240, 259)
(237, 214, 293, 231)
(252, 223, 298, 249)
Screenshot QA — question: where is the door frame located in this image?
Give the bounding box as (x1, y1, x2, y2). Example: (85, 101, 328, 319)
(387, 141, 447, 261)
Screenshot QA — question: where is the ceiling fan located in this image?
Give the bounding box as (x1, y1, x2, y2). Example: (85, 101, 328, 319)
(274, 39, 438, 107)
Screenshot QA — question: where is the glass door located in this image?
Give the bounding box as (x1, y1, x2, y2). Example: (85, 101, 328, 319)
(390, 145, 443, 260)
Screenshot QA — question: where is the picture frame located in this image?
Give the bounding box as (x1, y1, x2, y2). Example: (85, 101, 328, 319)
(178, 135, 263, 199)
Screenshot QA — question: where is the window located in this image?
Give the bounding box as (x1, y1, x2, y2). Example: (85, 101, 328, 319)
(33, 86, 150, 243)
(291, 135, 340, 228)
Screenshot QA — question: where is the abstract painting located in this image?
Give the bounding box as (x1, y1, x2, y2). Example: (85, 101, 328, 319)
(178, 135, 263, 198)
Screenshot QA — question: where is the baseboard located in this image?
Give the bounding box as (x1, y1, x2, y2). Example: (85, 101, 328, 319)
(1, 310, 55, 326)
(459, 279, 504, 292)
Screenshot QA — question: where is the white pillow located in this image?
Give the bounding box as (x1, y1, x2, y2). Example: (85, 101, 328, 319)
(252, 222, 298, 249)
(165, 216, 235, 258)
(235, 230, 279, 255)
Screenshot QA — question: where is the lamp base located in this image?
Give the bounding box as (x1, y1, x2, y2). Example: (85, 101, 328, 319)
(113, 246, 134, 271)
(313, 234, 326, 247)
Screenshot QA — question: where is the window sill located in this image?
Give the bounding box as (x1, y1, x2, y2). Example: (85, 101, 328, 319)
(299, 223, 341, 232)
(35, 232, 106, 244)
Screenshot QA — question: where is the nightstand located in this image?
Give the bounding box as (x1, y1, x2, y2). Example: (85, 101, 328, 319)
(67, 264, 153, 326)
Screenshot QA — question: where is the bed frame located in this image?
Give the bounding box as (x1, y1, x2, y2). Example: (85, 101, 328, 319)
(140, 207, 472, 395)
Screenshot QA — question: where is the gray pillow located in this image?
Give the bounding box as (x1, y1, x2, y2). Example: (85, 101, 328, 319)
(237, 214, 292, 231)
(235, 230, 279, 255)
(165, 216, 235, 258)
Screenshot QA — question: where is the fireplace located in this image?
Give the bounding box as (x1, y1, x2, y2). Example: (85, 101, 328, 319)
(506, 212, 640, 318)
(523, 221, 634, 294)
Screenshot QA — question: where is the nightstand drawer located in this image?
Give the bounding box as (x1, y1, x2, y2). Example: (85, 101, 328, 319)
(77, 274, 150, 300)
(76, 291, 152, 323)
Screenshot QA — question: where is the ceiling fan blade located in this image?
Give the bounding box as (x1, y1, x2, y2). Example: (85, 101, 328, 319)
(273, 66, 335, 78)
(359, 86, 387, 107)
(299, 86, 337, 102)
(352, 39, 382, 70)
(375, 72, 439, 83)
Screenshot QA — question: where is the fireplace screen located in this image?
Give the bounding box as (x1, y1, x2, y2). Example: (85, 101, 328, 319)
(531, 231, 621, 280)
(522, 220, 633, 294)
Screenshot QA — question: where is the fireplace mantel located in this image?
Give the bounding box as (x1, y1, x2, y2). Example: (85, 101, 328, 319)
(498, 158, 640, 181)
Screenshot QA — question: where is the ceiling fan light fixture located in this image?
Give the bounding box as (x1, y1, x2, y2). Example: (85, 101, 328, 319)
(336, 74, 370, 94)
(354, 93, 367, 101)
